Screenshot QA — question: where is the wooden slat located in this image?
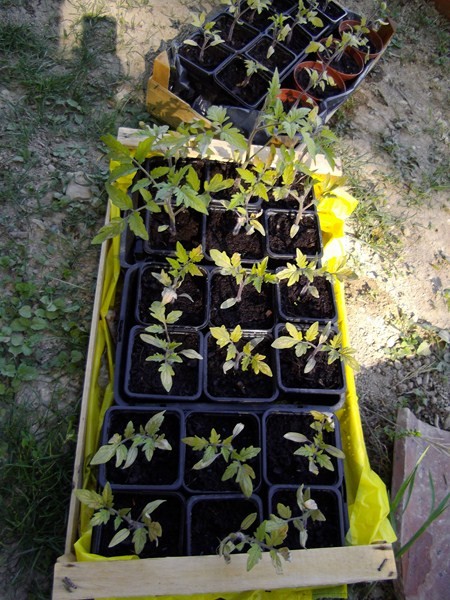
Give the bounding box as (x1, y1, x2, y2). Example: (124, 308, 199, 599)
(63, 208, 111, 554)
(53, 544, 396, 600)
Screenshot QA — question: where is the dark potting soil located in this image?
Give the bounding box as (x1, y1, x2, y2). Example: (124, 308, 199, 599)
(277, 334, 343, 391)
(271, 0, 297, 11)
(93, 492, 185, 558)
(215, 14, 257, 51)
(206, 161, 262, 206)
(325, 51, 361, 76)
(278, 276, 335, 321)
(270, 488, 343, 548)
(128, 330, 201, 397)
(138, 266, 207, 328)
(264, 412, 341, 486)
(178, 41, 231, 71)
(296, 68, 342, 100)
(267, 183, 314, 209)
(184, 412, 261, 493)
(205, 209, 265, 261)
(209, 273, 275, 329)
(147, 209, 203, 253)
(216, 58, 269, 106)
(189, 496, 262, 555)
(103, 410, 182, 487)
(240, 7, 274, 30)
(247, 38, 294, 73)
(317, 0, 346, 20)
(285, 25, 312, 57)
(206, 334, 275, 399)
(267, 212, 321, 256)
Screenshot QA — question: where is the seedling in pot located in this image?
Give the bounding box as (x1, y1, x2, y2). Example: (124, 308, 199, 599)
(182, 423, 261, 497)
(267, 13, 292, 58)
(243, 0, 272, 26)
(277, 249, 356, 299)
(152, 242, 204, 305)
(220, 155, 278, 236)
(218, 484, 324, 572)
(286, 0, 323, 45)
(183, 13, 225, 63)
(220, 0, 268, 42)
(284, 410, 345, 475)
(210, 324, 273, 377)
(95, 117, 242, 244)
(237, 59, 270, 88)
(272, 321, 359, 373)
(76, 483, 165, 555)
(210, 249, 276, 308)
(89, 411, 172, 469)
(140, 301, 203, 392)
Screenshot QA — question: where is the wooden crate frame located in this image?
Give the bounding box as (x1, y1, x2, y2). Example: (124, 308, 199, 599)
(52, 130, 396, 600)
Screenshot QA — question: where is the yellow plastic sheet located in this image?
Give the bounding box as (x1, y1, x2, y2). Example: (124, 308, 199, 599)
(73, 162, 396, 600)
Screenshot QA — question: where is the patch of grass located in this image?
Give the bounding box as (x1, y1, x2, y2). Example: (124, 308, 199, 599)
(338, 150, 403, 258)
(0, 396, 77, 600)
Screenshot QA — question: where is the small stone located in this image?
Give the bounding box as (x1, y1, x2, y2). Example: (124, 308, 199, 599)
(416, 376, 423, 386)
(408, 381, 415, 390)
(397, 383, 408, 393)
(444, 415, 450, 430)
(394, 360, 403, 370)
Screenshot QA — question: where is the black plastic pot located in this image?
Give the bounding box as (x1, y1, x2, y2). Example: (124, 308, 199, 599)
(97, 406, 185, 491)
(317, 0, 347, 24)
(276, 273, 337, 324)
(214, 54, 271, 110)
(204, 207, 266, 263)
(262, 407, 344, 487)
(187, 493, 263, 556)
(214, 13, 259, 52)
(273, 323, 346, 397)
(245, 35, 297, 78)
(177, 36, 233, 77)
(265, 209, 323, 260)
(209, 267, 276, 330)
(91, 491, 186, 558)
(183, 410, 262, 494)
(144, 208, 205, 257)
(299, 11, 332, 40)
(135, 262, 209, 329)
(204, 330, 278, 403)
(283, 25, 313, 59)
(118, 325, 204, 403)
(205, 160, 262, 209)
(268, 485, 346, 549)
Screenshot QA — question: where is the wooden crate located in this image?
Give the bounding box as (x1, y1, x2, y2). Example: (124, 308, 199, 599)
(52, 130, 396, 600)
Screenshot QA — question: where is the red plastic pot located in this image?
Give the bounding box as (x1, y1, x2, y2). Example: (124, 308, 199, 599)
(338, 19, 383, 61)
(277, 88, 318, 110)
(293, 60, 346, 103)
(317, 38, 365, 82)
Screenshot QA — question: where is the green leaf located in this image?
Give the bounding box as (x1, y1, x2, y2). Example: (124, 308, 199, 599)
(92, 218, 126, 244)
(128, 212, 149, 240)
(241, 512, 257, 531)
(105, 183, 133, 210)
(221, 297, 237, 309)
(108, 528, 130, 548)
(141, 499, 166, 518)
(132, 527, 148, 555)
(90, 444, 118, 466)
(160, 362, 173, 392)
(134, 137, 156, 163)
(284, 432, 309, 444)
(246, 543, 263, 571)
